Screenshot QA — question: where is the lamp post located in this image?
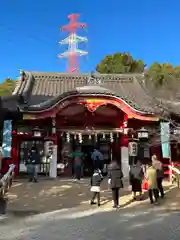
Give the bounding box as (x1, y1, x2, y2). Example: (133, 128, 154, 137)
(128, 137, 138, 165)
(137, 127, 149, 140)
(127, 128, 138, 165)
(137, 127, 150, 163)
(32, 126, 42, 137)
(173, 128, 180, 136)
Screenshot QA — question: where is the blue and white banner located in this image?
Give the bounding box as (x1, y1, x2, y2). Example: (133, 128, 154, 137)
(2, 120, 12, 158)
(160, 122, 170, 159)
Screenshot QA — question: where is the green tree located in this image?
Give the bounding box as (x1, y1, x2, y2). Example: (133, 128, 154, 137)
(174, 65, 180, 78)
(145, 62, 177, 86)
(0, 78, 16, 96)
(96, 52, 145, 74)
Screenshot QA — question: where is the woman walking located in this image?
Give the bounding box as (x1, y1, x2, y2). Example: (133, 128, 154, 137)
(90, 168, 103, 206)
(152, 155, 164, 198)
(129, 161, 144, 200)
(108, 160, 123, 209)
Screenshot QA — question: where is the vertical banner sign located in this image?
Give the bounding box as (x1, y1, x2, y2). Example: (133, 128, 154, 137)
(160, 122, 170, 158)
(128, 141, 138, 156)
(2, 120, 12, 158)
(121, 147, 129, 178)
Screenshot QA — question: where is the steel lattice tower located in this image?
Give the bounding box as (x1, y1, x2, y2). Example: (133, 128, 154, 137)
(58, 14, 88, 73)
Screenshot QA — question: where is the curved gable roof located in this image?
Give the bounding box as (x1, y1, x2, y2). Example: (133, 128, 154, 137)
(7, 71, 164, 115)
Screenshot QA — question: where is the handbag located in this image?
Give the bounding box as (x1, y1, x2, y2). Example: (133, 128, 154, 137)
(142, 178, 148, 191)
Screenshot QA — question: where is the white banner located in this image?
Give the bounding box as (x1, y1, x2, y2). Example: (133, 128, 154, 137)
(128, 142, 138, 157)
(49, 145, 57, 178)
(121, 147, 129, 178)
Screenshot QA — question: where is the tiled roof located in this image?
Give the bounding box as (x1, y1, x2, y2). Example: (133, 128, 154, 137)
(4, 71, 169, 115)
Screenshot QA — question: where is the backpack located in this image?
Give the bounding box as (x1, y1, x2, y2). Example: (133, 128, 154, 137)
(131, 166, 143, 180)
(95, 155, 99, 161)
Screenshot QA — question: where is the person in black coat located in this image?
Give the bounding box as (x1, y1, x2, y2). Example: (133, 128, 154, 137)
(152, 155, 165, 198)
(90, 168, 103, 206)
(108, 160, 123, 208)
(129, 162, 144, 200)
(26, 146, 40, 182)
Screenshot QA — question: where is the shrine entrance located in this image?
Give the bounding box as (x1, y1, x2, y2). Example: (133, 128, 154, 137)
(57, 130, 123, 177)
(55, 98, 126, 176)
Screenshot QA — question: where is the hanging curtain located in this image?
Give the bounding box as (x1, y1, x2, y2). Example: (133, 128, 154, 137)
(160, 122, 170, 159)
(2, 120, 12, 158)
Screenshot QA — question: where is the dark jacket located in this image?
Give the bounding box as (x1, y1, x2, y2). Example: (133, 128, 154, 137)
(27, 149, 40, 165)
(156, 168, 164, 179)
(129, 165, 144, 184)
(91, 169, 103, 187)
(108, 162, 123, 188)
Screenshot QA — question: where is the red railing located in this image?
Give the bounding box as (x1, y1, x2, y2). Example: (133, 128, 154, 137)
(162, 163, 180, 183)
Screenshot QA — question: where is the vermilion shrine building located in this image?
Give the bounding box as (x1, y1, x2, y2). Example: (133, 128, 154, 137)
(3, 71, 179, 177)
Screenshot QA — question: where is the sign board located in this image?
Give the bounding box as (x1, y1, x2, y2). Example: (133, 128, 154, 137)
(44, 141, 53, 156)
(23, 114, 36, 120)
(2, 120, 12, 158)
(128, 141, 138, 157)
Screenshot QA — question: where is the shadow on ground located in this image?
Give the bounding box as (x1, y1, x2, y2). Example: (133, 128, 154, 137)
(120, 184, 180, 213)
(2, 178, 180, 218)
(2, 196, 180, 240)
(5, 178, 113, 217)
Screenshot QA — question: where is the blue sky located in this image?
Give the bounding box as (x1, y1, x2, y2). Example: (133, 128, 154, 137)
(0, 0, 180, 81)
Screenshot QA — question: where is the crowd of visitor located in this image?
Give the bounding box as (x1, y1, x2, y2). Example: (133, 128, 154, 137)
(89, 152, 165, 208)
(23, 145, 165, 208)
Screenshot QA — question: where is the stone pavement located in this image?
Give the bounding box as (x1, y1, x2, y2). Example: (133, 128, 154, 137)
(0, 178, 180, 239)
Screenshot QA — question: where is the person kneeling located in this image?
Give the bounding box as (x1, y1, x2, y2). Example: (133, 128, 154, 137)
(90, 168, 103, 206)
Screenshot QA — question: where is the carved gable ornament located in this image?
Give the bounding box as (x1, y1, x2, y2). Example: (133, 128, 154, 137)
(87, 73, 101, 85)
(79, 99, 106, 112)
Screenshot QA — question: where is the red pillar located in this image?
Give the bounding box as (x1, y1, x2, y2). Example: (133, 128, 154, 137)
(52, 133, 58, 145)
(11, 132, 19, 177)
(120, 114, 129, 177)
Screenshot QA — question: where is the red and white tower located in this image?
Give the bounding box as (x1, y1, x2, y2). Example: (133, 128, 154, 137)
(59, 14, 88, 73)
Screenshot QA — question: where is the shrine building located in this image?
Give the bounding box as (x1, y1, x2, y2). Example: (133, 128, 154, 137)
(2, 71, 180, 177)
